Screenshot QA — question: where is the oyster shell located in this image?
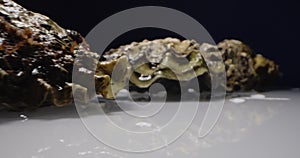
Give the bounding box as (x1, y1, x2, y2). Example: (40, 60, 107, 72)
(0, 0, 104, 110)
(217, 39, 280, 91)
(97, 38, 209, 99)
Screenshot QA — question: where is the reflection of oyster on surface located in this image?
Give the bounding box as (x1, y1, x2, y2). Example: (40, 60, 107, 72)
(203, 103, 278, 144)
(165, 97, 279, 155)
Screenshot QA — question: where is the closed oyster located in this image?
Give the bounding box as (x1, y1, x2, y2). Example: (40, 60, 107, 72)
(97, 38, 209, 99)
(217, 39, 280, 91)
(0, 0, 105, 110)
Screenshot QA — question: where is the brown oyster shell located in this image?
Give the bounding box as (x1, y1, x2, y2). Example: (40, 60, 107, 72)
(217, 39, 280, 92)
(0, 0, 104, 110)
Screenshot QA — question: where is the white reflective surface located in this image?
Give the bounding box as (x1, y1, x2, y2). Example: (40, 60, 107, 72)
(0, 90, 300, 158)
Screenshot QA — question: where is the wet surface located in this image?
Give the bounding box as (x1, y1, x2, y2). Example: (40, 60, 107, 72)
(0, 90, 299, 157)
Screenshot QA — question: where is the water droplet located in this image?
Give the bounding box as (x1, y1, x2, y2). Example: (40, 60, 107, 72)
(139, 75, 152, 81)
(136, 122, 152, 128)
(16, 71, 24, 77)
(250, 94, 265, 99)
(78, 151, 92, 155)
(188, 88, 195, 93)
(154, 71, 162, 75)
(31, 68, 39, 75)
(245, 94, 290, 101)
(78, 67, 92, 74)
(19, 114, 28, 122)
(229, 98, 245, 104)
(78, 152, 87, 155)
(37, 146, 51, 153)
(57, 85, 63, 91)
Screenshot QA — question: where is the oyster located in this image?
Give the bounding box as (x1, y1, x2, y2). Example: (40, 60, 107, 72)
(0, 0, 280, 110)
(97, 38, 209, 99)
(217, 39, 280, 91)
(0, 0, 104, 110)
(97, 38, 280, 99)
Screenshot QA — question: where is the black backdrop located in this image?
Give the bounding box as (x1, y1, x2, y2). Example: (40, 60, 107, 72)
(14, 0, 300, 87)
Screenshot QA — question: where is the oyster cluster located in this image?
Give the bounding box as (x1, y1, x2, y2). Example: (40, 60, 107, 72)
(0, 0, 280, 110)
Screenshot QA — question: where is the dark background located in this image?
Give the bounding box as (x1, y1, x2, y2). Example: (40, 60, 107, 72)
(14, 0, 300, 87)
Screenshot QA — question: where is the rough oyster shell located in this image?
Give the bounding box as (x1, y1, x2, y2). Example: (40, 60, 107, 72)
(0, 0, 102, 110)
(217, 39, 280, 91)
(97, 38, 209, 99)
